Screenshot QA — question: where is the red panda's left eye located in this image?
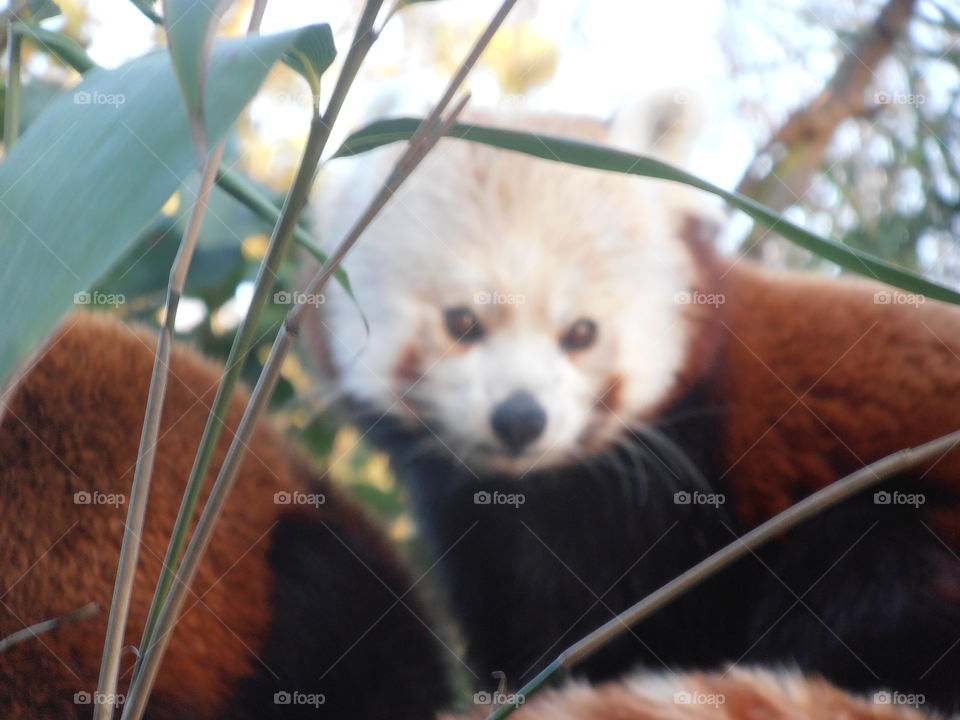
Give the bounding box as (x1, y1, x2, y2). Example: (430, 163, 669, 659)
(561, 319, 597, 351)
(444, 307, 485, 342)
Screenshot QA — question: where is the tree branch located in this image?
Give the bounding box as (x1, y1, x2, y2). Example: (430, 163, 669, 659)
(736, 0, 917, 253)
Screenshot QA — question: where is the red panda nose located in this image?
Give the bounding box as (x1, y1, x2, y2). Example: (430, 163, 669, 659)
(491, 391, 547, 453)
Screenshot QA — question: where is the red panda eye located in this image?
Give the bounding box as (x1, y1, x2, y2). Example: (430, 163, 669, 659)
(561, 318, 597, 351)
(444, 307, 484, 342)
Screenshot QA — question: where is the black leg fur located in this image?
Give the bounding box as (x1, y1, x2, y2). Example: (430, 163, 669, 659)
(224, 491, 452, 719)
(745, 488, 960, 714)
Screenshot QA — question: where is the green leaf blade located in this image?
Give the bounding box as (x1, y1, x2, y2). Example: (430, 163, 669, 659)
(333, 117, 960, 306)
(0, 24, 334, 388)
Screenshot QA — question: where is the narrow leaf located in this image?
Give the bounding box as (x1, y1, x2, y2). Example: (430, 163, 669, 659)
(163, 0, 231, 151)
(281, 23, 336, 97)
(333, 117, 960, 306)
(13, 21, 95, 73)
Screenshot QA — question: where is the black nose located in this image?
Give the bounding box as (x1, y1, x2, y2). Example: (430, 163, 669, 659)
(490, 391, 546, 453)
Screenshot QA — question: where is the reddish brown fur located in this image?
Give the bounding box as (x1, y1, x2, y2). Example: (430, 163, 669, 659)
(0, 312, 406, 718)
(709, 260, 960, 534)
(596, 375, 624, 416)
(448, 668, 939, 720)
(393, 341, 425, 385)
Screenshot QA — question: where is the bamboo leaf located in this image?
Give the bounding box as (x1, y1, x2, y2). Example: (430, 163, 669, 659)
(281, 23, 336, 98)
(12, 21, 95, 72)
(24, 0, 60, 21)
(334, 117, 960, 306)
(127, 0, 161, 24)
(163, 0, 232, 152)
(0, 24, 334, 389)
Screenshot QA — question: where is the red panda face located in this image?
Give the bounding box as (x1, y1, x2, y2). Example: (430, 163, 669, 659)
(312, 111, 702, 475)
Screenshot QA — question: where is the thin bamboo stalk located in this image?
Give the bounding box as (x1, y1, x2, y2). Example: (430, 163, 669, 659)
(134, 0, 386, 667)
(91, 139, 227, 720)
(122, 2, 517, 716)
(4, 14, 22, 149)
(482, 429, 960, 719)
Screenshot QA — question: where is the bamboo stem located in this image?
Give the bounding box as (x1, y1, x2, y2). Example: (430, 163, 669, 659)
(0, 602, 99, 652)
(482, 429, 960, 720)
(123, 95, 469, 720)
(4, 14, 22, 149)
(91, 139, 226, 720)
(133, 0, 386, 670)
(123, 2, 515, 716)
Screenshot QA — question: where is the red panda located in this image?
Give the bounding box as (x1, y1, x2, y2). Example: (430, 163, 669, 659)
(306, 106, 960, 712)
(449, 667, 942, 720)
(0, 311, 450, 719)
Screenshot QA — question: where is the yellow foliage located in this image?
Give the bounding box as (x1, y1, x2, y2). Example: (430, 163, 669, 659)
(424, 20, 559, 95)
(161, 191, 181, 216)
(484, 22, 559, 95)
(241, 233, 269, 261)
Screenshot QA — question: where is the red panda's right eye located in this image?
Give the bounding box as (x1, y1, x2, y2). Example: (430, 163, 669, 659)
(444, 307, 484, 342)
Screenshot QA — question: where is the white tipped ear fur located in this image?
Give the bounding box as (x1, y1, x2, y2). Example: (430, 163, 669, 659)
(607, 90, 703, 167)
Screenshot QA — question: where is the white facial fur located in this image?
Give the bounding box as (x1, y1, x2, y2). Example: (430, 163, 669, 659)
(310, 109, 703, 476)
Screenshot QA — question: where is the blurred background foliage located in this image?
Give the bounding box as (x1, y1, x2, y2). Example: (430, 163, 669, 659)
(2, 0, 959, 551)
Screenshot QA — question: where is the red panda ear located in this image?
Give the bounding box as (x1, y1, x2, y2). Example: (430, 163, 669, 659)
(606, 92, 725, 240)
(606, 90, 703, 166)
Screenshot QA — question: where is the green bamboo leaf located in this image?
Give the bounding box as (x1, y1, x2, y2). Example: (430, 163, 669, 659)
(24, 0, 60, 21)
(163, 0, 232, 151)
(127, 0, 162, 24)
(0, 24, 334, 389)
(281, 23, 336, 98)
(12, 21, 95, 73)
(8, 23, 345, 298)
(333, 117, 960, 306)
